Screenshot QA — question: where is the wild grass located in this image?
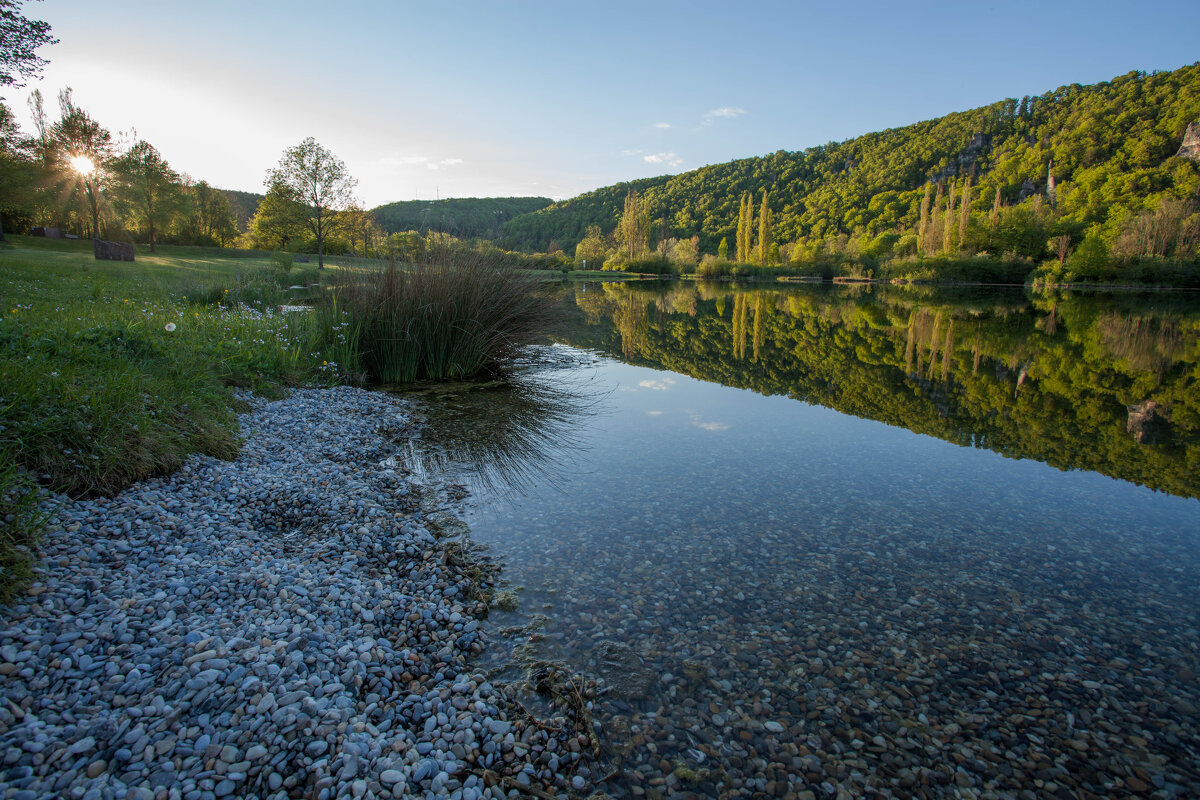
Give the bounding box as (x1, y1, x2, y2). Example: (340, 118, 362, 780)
(0, 445, 52, 604)
(315, 248, 559, 384)
(0, 236, 348, 600)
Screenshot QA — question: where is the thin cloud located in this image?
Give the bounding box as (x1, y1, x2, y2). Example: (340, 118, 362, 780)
(637, 378, 677, 391)
(688, 411, 730, 431)
(701, 106, 746, 127)
(653, 122, 671, 129)
(708, 106, 745, 119)
(621, 148, 645, 157)
(379, 154, 429, 169)
(643, 152, 683, 168)
(427, 158, 464, 170)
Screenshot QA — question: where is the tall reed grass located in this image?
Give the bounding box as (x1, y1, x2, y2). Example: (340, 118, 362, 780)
(315, 249, 559, 384)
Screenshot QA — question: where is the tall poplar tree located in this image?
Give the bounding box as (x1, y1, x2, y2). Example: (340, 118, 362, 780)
(927, 182, 943, 257)
(736, 192, 755, 263)
(616, 189, 647, 260)
(958, 173, 973, 249)
(942, 181, 957, 255)
(757, 189, 773, 265)
(735, 194, 747, 262)
(917, 183, 932, 255)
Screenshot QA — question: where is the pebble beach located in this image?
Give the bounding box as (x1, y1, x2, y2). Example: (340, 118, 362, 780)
(0, 387, 590, 800)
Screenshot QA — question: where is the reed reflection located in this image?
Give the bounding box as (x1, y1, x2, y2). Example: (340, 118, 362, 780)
(404, 349, 605, 497)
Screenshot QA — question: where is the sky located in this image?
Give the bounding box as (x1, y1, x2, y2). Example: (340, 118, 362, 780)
(7, 0, 1200, 207)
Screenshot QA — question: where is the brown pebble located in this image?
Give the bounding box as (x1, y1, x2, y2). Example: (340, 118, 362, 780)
(86, 760, 107, 779)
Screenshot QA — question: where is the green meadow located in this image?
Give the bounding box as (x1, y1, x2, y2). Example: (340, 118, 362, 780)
(0, 237, 343, 598)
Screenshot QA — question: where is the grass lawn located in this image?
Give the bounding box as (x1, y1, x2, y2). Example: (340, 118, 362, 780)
(0, 236, 353, 601)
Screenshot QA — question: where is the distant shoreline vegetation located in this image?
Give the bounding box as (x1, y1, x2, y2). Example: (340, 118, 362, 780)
(500, 63, 1200, 289)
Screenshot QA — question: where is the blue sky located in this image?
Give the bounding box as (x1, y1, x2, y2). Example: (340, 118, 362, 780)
(10, 0, 1200, 206)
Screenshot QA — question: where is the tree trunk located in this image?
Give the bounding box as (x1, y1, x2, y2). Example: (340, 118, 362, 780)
(316, 209, 325, 269)
(89, 185, 100, 243)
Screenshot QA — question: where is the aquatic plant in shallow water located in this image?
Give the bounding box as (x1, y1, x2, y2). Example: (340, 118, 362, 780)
(315, 247, 559, 384)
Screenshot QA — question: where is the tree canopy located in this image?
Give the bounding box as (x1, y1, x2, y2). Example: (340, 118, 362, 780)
(109, 140, 179, 252)
(265, 137, 357, 268)
(0, 0, 56, 93)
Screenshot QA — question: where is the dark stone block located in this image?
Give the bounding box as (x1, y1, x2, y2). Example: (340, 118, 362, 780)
(93, 240, 135, 261)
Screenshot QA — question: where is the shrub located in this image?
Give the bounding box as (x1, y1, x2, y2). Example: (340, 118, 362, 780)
(271, 251, 294, 273)
(625, 257, 676, 275)
(695, 257, 733, 279)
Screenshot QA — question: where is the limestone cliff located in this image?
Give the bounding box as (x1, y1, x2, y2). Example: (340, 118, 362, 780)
(1177, 121, 1200, 161)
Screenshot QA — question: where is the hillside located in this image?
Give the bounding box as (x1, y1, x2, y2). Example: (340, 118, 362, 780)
(221, 189, 265, 233)
(371, 196, 553, 239)
(500, 63, 1200, 283)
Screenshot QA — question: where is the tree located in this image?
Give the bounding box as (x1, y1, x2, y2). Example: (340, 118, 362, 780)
(34, 89, 113, 240)
(917, 183, 932, 254)
(181, 179, 238, 246)
(958, 173, 973, 249)
(266, 137, 357, 268)
(655, 217, 672, 261)
(0, 0, 57, 94)
(942, 181, 957, 255)
(736, 192, 754, 262)
(109, 140, 180, 252)
(336, 203, 384, 257)
(672, 235, 700, 266)
(0, 100, 38, 240)
(246, 181, 307, 250)
(1048, 234, 1072, 266)
(717, 236, 729, 260)
(616, 189, 647, 260)
(757, 189, 773, 264)
(575, 224, 607, 266)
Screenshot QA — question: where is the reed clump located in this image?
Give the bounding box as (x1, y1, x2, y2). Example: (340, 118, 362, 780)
(316, 249, 559, 384)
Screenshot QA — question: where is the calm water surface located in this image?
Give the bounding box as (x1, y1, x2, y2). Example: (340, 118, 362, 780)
(413, 284, 1200, 800)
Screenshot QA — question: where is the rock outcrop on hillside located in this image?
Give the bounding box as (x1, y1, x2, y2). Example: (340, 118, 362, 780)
(1178, 121, 1200, 161)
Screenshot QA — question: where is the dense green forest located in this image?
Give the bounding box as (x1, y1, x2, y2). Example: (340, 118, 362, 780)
(502, 64, 1200, 286)
(221, 188, 263, 233)
(371, 197, 553, 239)
(553, 282, 1200, 498)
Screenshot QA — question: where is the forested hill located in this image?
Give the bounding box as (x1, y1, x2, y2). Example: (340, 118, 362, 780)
(221, 189, 265, 233)
(371, 197, 554, 239)
(499, 63, 1200, 260)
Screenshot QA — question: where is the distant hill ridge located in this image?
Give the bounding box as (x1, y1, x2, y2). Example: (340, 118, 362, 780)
(370, 197, 554, 239)
(220, 189, 264, 233)
(498, 62, 1200, 256)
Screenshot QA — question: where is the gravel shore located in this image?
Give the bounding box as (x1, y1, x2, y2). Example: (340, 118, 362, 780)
(0, 387, 589, 800)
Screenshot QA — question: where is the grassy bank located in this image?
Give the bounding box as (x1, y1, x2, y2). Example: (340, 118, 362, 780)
(0, 237, 346, 600)
(0, 236, 561, 602)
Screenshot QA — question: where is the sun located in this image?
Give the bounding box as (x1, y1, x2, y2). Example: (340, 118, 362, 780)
(70, 154, 95, 175)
